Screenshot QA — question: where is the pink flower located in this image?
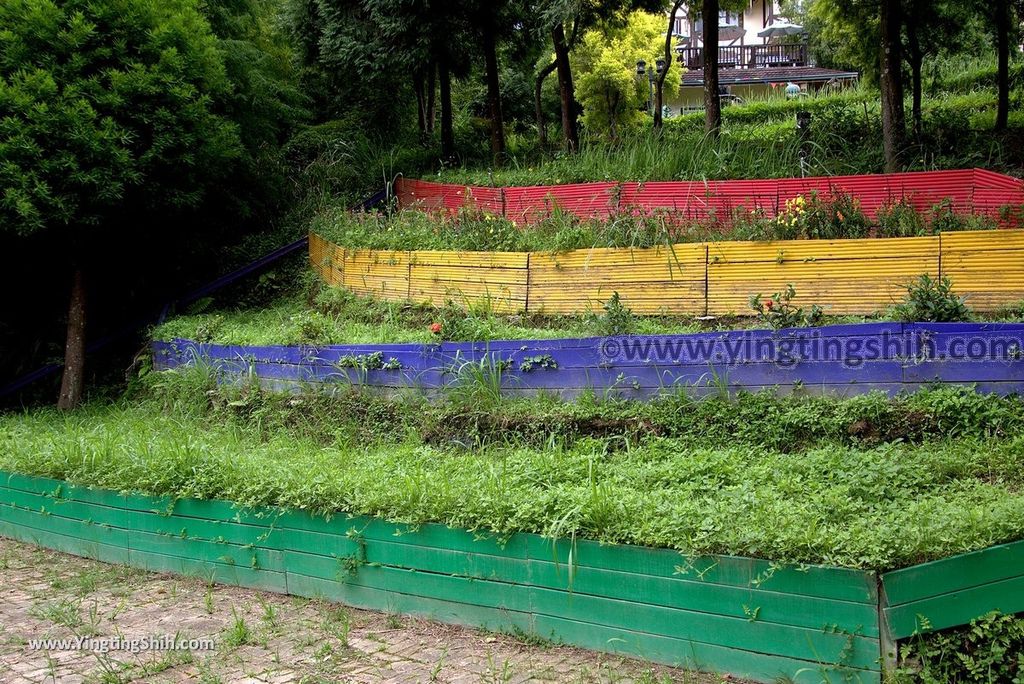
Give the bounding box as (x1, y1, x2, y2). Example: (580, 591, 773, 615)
(430, 323, 442, 335)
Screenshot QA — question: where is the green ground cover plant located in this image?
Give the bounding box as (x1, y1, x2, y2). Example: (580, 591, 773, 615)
(152, 276, 1022, 347)
(432, 87, 1024, 188)
(893, 611, 1024, 683)
(310, 199, 997, 255)
(2, 370, 1024, 571)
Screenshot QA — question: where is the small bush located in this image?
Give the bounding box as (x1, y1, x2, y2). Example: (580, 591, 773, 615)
(893, 274, 971, 323)
(895, 611, 1024, 683)
(593, 292, 637, 336)
(749, 284, 823, 329)
(877, 198, 927, 237)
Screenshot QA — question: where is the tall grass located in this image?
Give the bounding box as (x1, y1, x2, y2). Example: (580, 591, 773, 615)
(3, 381, 1024, 570)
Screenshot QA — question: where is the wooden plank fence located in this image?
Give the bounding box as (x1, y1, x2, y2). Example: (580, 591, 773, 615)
(310, 229, 1024, 317)
(0, 470, 880, 683)
(4, 471, 1024, 681)
(396, 170, 1024, 227)
(152, 322, 1024, 398)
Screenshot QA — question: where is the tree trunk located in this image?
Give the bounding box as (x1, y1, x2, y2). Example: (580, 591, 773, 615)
(552, 23, 579, 152)
(426, 64, 436, 135)
(413, 70, 428, 140)
(995, 0, 1010, 131)
(535, 60, 557, 147)
(702, 0, 722, 136)
(655, 0, 685, 130)
(439, 60, 455, 163)
(905, 9, 923, 138)
(57, 266, 86, 410)
(482, 21, 506, 161)
(880, 0, 906, 173)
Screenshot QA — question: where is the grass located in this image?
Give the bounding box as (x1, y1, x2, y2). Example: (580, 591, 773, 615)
(151, 289, 739, 346)
(3, 371, 1024, 571)
(150, 276, 1024, 348)
(432, 83, 1024, 188)
(309, 192, 999, 255)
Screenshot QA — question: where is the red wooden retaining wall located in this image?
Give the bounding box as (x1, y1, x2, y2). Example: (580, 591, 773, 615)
(396, 169, 1024, 227)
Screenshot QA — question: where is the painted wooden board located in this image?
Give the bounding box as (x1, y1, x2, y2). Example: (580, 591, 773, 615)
(408, 250, 529, 312)
(152, 320, 1024, 398)
(706, 236, 940, 316)
(0, 471, 883, 682)
(310, 228, 1024, 317)
(527, 244, 707, 315)
(12, 471, 1024, 680)
(881, 538, 1024, 638)
(941, 230, 1024, 310)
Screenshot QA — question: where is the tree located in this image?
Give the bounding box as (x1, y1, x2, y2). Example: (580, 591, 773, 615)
(701, 0, 722, 136)
(902, 0, 973, 137)
(806, 0, 880, 82)
(538, 0, 666, 150)
(880, 0, 905, 172)
(992, 0, 1015, 131)
(552, 20, 581, 150)
(0, 0, 242, 408)
(534, 60, 559, 145)
(654, 0, 685, 129)
(573, 11, 678, 138)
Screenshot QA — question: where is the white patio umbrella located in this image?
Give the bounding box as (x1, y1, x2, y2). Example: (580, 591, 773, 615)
(758, 21, 805, 38)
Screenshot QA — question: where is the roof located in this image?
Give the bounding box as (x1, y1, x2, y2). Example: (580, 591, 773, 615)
(681, 66, 859, 87)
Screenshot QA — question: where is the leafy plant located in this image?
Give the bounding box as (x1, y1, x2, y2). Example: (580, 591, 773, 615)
(594, 292, 637, 336)
(877, 198, 927, 237)
(893, 274, 971, 322)
(518, 355, 558, 372)
(894, 611, 1024, 683)
(749, 284, 823, 329)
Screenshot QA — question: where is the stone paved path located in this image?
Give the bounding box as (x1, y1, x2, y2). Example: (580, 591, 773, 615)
(0, 537, 735, 684)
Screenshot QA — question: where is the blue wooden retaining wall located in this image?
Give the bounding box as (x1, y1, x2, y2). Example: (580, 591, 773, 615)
(152, 322, 1024, 397)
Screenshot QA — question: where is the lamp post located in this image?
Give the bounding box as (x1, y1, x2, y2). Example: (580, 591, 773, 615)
(635, 58, 666, 115)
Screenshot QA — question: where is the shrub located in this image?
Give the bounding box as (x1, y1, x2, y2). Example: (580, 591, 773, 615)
(893, 274, 971, 323)
(766, 192, 871, 241)
(749, 284, 823, 329)
(895, 611, 1024, 683)
(593, 292, 637, 336)
(877, 198, 927, 237)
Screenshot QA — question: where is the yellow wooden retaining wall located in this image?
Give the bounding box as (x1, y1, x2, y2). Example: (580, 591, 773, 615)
(309, 231, 1024, 316)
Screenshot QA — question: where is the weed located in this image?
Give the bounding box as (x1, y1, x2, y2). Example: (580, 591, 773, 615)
(749, 284, 823, 329)
(893, 611, 1024, 683)
(5, 384, 1024, 571)
(593, 292, 637, 337)
(893, 274, 971, 323)
(222, 609, 254, 649)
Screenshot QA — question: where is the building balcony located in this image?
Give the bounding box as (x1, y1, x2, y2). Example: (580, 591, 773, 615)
(677, 43, 809, 70)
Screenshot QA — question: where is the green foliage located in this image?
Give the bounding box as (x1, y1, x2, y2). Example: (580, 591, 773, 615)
(749, 285, 823, 329)
(311, 197, 996, 255)
(593, 292, 637, 336)
(0, 0, 241, 235)
(5, 381, 1024, 570)
(153, 277, 1024, 349)
(572, 11, 678, 139)
(735, 192, 872, 241)
(895, 611, 1024, 683)
(518, 354, 557, 372)
(893, 275, 972, 323)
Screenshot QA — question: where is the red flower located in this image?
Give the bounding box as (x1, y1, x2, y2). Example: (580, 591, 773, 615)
(765, 300, 774, 309)
(430, 322, 442, 335)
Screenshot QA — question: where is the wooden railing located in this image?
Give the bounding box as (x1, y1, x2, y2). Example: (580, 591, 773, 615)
(679, 43, 808, 70)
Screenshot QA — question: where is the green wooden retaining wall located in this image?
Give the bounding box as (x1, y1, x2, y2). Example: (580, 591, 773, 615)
(882, 538, 1024, 640)
(0, 470, 1021, 682)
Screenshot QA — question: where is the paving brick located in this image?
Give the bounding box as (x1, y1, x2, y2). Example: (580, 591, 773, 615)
(0, 536, 729, 684)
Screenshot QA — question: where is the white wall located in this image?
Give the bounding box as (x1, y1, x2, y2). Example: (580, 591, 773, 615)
(672, 0, 784, 46)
